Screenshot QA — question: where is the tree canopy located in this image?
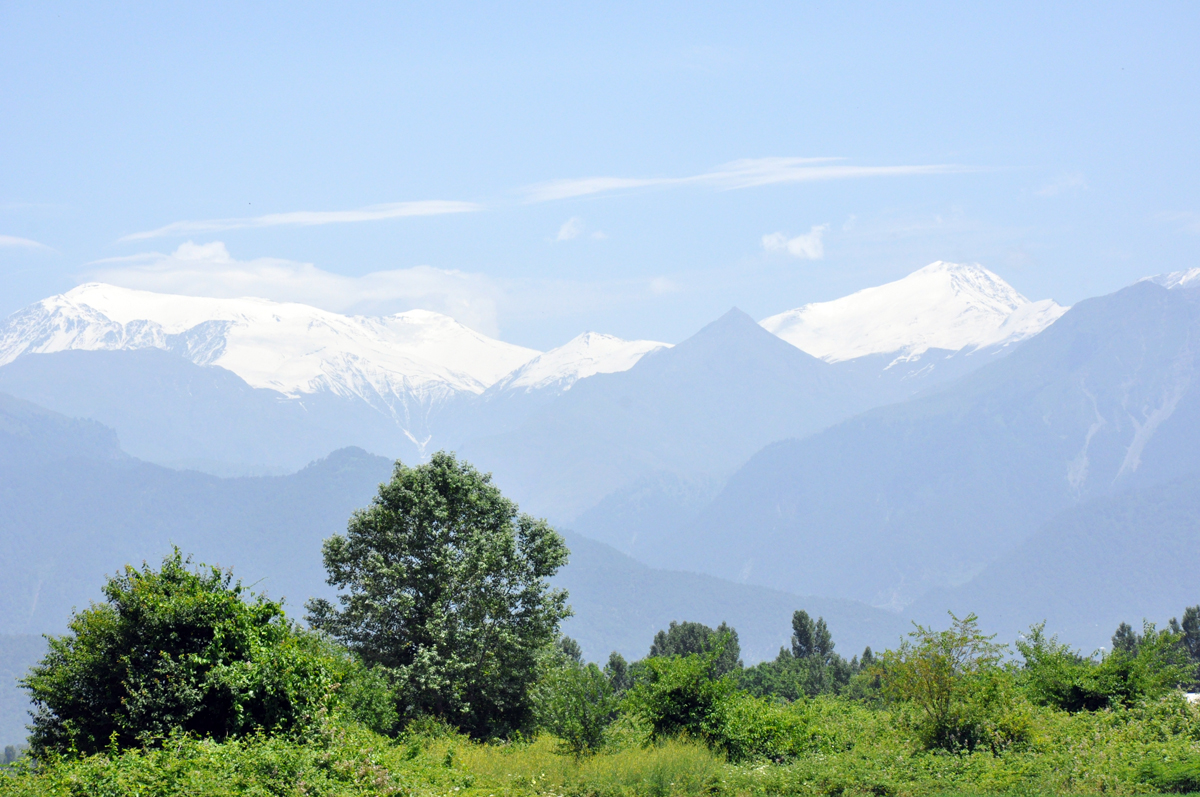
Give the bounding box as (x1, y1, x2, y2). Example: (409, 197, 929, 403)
(306, 451, 571, 738)
(22, 549, 346, 756)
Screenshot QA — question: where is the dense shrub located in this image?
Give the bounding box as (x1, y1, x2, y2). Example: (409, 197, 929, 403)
(1018, 621, 1193, 712)
(879, 613, 1032, 753)
(623, 649, 809, 762)
(533, 659, 620, 754)
(21, 549, 389, 757)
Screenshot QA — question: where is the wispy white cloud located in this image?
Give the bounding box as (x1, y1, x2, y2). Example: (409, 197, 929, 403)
(523, 157, 968, 203)
(763, 224, 829, 259)
(86, 241, 503, 335)
(556, 217, 584, 241)
(120, 200, 483, 242)
(0, 234, 53, 251)
(1036, 173, 1087, 197)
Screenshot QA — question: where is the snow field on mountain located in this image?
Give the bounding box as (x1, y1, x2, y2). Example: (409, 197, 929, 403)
(759, 261, 1068, 362)
(488, 332, 670, 394)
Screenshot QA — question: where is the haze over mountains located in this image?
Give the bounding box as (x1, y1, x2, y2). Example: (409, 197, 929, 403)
(8, 261, 1200, 650)
(0, 262, 1060, 482)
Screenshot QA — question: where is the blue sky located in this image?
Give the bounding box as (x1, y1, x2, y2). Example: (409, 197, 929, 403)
(2, 2, 1198, 348)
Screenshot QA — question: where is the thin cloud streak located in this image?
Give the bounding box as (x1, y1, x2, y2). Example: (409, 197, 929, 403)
(120, 200, 484, 241)
(523, 157, 969, 202)
(0, 234, 54, 251)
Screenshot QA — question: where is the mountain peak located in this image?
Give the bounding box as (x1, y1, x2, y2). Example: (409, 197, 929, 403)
(759, 261, 1068, 362)
(1, 284, 539, 398)
(489, 331, 670, 395)
(1146, 268, 1200, 290)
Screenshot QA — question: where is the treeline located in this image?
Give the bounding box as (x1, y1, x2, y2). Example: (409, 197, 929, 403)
(8, 452, 1200, 794)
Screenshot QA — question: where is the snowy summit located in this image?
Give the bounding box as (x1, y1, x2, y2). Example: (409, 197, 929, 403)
(0, 284, 540, 401)
(759, 261, 1068, 362)
(488, 332, 670, 395)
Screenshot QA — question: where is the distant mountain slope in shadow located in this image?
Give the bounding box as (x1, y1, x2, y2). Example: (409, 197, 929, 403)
(676, 281, 1200, 608)
(907, 470, 1200, 652)
(462, 309, 863, 521)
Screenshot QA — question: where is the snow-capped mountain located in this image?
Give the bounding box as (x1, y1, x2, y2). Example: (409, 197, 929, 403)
(760, 261, 1067, 362)
(1147, 268, 1200, 290)
(487, 332, 670, 396)
(0, 283, 539, 401)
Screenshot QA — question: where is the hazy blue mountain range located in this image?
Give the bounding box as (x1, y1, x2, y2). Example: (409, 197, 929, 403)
(907, 469, 1200, 652)
(0, 349, 422, 474)
(465, 308, 929, 522)
(672, 281, 1200, 610)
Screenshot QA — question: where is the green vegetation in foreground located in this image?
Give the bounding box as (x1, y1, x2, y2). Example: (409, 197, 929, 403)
(7, 451, 1200, 795)
(6, 696, 1200, 796)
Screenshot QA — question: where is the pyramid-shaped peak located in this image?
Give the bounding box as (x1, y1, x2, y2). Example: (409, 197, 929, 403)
(760, 262, 1067, 362)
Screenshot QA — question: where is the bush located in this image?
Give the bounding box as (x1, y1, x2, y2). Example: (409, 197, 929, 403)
(20, 549, 377, 757)
(534, 660, 620, 754)
(1018, 621, 1194, 712)
(879, 613, 1031, 753)
(623, 652, 734, 745)
(623, 649, 808, 762)
(1140, 755, 1200, 793)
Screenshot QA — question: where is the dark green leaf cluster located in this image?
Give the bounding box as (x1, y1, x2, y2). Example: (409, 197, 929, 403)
(21, 549, 361, 757)
(306, 452, 571, 739)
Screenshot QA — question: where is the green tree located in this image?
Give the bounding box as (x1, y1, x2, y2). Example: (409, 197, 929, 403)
(791, 610, 834, 663)
(22, 550, 350, 757)
(1112, 621, 1139, 655)
(740, 610, 855, 700)
(1019, 620, 1193, 712)
(880, 613, 1028, 752)
(306, 452, 571, 738)
(648, 621, 741, 677)
(534, 656, 619, 755)
(1169, 605, 1200, 687)
(604, 652, 632, 694)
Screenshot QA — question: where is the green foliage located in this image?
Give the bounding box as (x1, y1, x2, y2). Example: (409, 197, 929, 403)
(1140, 757, 1200, 794)
(648, 621, 741, 677)
(534, 659, 620, 754)
(20, 549, 354, 757)
(8, 686, 1200, 796)
(879, 612, 1031, 753)
(740, 611, 862, 700)
(790, 610, 833, 662)
(1019, 620, 1193, 712)
(1170, 604, 1200, 688)
(625, 650, 735, 745)
(306, 451, 571, 739)
(622, 647, 806, 762)
(603, 652, 632, 694)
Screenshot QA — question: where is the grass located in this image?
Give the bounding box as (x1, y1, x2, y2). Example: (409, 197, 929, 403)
(5, 695, 1200, 796)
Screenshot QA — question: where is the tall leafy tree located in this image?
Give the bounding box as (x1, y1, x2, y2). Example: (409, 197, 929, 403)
(792, 610, 835, 664)
(306, 452, 570, 738)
